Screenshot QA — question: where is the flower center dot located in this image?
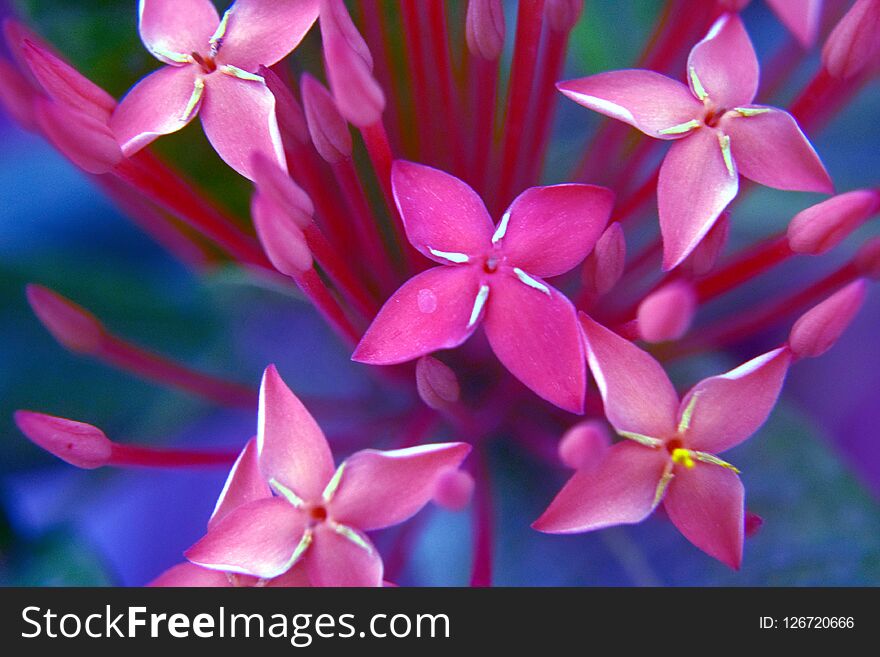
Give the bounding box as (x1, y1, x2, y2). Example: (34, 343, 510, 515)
(191, 52, 216, 73)
(310, 506, 328, 522)
(483, 257, 499, 274)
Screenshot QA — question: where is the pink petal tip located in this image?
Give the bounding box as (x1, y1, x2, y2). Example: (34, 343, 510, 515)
(788, 279, 868, 359)
(14, 411, 113, 469)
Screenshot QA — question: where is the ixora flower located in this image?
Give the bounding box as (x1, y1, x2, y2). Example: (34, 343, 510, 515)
(184, 365, 471, 586)
(558, 13, 833, 270)
(352, 161, 615, 414)
(534, 315, 792, 568)
(111, 0, 320, 180)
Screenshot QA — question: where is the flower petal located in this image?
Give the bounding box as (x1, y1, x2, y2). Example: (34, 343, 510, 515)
(111, 65, 202, 156)
(533, 441, 668, 533)
(185, 498, 308, 579)
(329, 443, 472, 531)
(138, 0, 220, 65)
(216, 0, 320, 71)
(579, 313, 679, 439)
(149, 562, 231, 587)
(766, 0, 822, 47)
(680, 347, 791, 454)
(658, 126, 739, 270)
(497, 184, 615, 278)
(209, 437, 271, 530)
(266, 565, 312, 587)
(664, 463, 744, 569)
(257, 365, 335, 500)
(483, 273, 586, 413)
(392, 160, 495, 263)
(557, 70, 702, 139)
(723, 106, 833, 193)
(199, 72, 286, 180)
(687, 13, 758, 108)
(352, 266, 483, 365)
(305, 524, 384, 587)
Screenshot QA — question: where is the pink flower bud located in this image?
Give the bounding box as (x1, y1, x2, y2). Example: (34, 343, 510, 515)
(466, 0, 505, 60)
(252, 194, 313, 276)
(558, 421, 610, 470)
(251, 152, 314, 229)
(822, 0, 880, 80)
(545, 0, 584, 33)
(26, 284, 105, 354)
(855, 237, 880, 279)
(717, 0, 751, 12)
(685, 212, 730, 276)
(433, 467, 475, 511)
(745, 511, 763, 538)
(35, 98, 122, 174)
(581, 222, 626, 295)
(637, 280, 697, 343)
(20, 38, 115, 121)
(787, 190, 880, 255)
(789, 279, 867, 358)
(0, 58, 38, 131)
(260, 66, 310, 146)
(14, 411, 113, 469)
(416, 356, 461, 409)
(301, 74, 352, 163)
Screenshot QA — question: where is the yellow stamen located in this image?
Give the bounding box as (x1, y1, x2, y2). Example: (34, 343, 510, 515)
(689, 67, 708, 101)
(671, 448, 696, 469)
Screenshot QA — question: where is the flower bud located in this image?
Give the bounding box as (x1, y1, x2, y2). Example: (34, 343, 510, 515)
(637, 280, 697, 343)
(416, 356, 461, 409)
(0, 58, 39, 131)
(545, 0, 584, 33)
(26, 284, 105, 354)
(685, 212, 730, 276)
(787, 190, 880, 255)
(251, 152, 314, 229)
(745, 511, 763, 538)
(14, 410, 113, 469)
(433, 467, 475, 511)
(558, 421, 610, 470)
(252, 194, 313, 276)
(466, 0, 505, 60)
(788, 279, 868, 358)
(301, 73, 352, 163)
(260, 66, 310, 146)
(855, 237, 880, 279)
(822, 0, 880, 80)
(36, 98, 122, 174)
(581, 222, 626, 296)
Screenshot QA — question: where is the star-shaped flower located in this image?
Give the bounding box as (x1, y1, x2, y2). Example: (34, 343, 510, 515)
(534, 315, 792, 568)
(558, 13, 833, 270)
(185, 365, 471, 586)
(353, 160, 615, 413)
(111, 0, 319, 180)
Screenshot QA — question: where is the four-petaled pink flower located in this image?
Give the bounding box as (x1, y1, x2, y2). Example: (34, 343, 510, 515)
(185, 364, 471, 586)
(558, 13, 833, 270)
(534, 315, 792, 568)
(111, 0, 320, 180)
(352, 161, 615, 414)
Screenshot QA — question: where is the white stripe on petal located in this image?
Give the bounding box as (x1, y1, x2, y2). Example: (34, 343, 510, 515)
(513, 267, 551, 296)
(428, 248, 470, 263)
(468, 285, 490, 328)
(492, 209, 512, 244)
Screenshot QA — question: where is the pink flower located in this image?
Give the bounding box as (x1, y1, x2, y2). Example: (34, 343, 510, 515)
(111, 0, 319, 180)
(558, 13, 833, 270)
(534, 315, 792, 568)
(353, 160, 614, 413)
(185, 365, 471, 586)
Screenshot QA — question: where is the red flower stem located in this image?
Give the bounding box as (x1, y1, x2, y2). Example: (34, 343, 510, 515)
(98, 336, 257, 408)
(303, 223, 379, 317)
(641, 0, 716, 73)
(383, 511, 431, 583)
(114, 154, 270, 269)
(694, 235, 793, 302)
(109, 443, 237, 468)
(426, 0, 467, 176)
(469, 56, 500, 195)
(760, 36, 802, 101)
(332, 158, 398, 293)
(613, 168, 659, 223)
(469, 446, 494, 587)
(664, 262, 860, 360)
(401, 0, 438, 164)
(494, 0, 546, 212)
(292, 268, 362, 346)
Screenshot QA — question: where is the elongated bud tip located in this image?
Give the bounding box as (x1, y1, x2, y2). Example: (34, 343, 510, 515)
(685, 212, 730, 276)
(259, 66, 310, 146)
(14, 410, 113, 469)
(432, 467, 475, 511)
(466, 0, 505, 60)
(300, 73, 352, 163)
(745, 511, 763, 538)
(251, 152, 314, 229)
(252, 194, 313, 276)
(27, 284, 105, 354)
(35, 98, 122, 174)
(416, 356, 461, 409)
(0, 59, 38, 131)
(558, 421, 610, 470)
(789, 279, 867, 359)
(545, 0, 584, 33)
(637, 280, 697, 343)
(582, 222, 626, 295)
(855, 237, 880, 279)
(822, 0, 880, 80)
(788, 190, 880, 255)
